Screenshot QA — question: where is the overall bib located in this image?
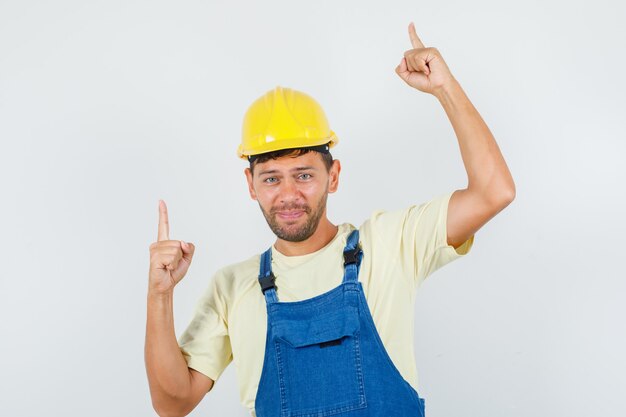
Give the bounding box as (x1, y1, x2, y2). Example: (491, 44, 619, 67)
(254, 229, 427, 417)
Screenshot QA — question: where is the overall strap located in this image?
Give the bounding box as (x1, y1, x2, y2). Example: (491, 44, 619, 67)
(342, 229, 363, 284)
(258, 247, 278, 304)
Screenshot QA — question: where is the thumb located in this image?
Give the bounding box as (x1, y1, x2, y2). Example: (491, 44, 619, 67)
(181, 241, 195, 260)
(395, 57, 408, 75)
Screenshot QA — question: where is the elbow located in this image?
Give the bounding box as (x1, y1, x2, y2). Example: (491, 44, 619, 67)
(493, 177, 516, 206)
(483, 184, 515, 209)
(501, 184, 516, 205)
(152, 401, 177, 417)
(470, 173, 516, 208)
(502, 172, 517, 203)
(151, 395, 192, 417)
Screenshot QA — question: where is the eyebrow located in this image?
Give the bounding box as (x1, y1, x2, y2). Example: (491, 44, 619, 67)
(258, 166, 317, 176)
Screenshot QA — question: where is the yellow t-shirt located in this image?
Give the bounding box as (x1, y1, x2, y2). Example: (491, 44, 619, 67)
(178, 190, 474, 415)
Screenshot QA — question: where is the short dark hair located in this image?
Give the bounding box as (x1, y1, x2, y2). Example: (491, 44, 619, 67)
(249, 148, 334, 175)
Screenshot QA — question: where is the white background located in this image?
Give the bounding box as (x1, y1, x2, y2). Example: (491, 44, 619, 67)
(1, 0, 624, 416)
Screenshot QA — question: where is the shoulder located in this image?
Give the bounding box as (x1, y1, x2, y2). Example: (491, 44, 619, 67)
(187, 253, 266, 324)
(356, 191, 455, 259)
(359, 191, 453, 234)
(212, 253, 261, 290)
(218, 254, 261, 279)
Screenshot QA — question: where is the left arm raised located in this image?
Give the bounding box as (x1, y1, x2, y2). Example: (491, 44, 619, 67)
(435, 79, 516, 249)
(395, 22, 516, 249)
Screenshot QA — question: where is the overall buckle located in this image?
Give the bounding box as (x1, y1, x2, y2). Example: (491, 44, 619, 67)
(259, 272, 276, 294)
(343, 248, 360, 266)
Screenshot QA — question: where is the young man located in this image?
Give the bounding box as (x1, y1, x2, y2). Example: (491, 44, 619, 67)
(145, 23, 515, 417)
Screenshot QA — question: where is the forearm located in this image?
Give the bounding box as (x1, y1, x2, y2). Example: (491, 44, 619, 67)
(434, 78, 515, 202)
(145, 291, 193, 414)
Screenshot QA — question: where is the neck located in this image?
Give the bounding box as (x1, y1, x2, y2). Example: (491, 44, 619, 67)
(274, 218, 339, 256)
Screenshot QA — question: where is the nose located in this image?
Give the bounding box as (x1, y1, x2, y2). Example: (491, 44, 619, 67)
(278, 178, 302, 205)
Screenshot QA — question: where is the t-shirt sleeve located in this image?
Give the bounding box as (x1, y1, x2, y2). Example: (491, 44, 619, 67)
(367, 190, 475, 286)
(412, 190, 474, 282)
(177, 270, 233, 383)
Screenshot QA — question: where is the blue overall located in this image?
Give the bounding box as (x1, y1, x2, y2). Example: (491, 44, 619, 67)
(254, 229, 426, 417)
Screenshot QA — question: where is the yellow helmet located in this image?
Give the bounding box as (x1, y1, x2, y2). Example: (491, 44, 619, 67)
(237, 86, 338, 160)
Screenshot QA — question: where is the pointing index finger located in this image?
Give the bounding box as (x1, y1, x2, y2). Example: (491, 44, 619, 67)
(408, 22, 424, 49)
(158, 200, 170, 241)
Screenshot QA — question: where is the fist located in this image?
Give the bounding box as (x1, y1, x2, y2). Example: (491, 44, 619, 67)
(148, 200, 196, 295)
(395, 22, 455, 95)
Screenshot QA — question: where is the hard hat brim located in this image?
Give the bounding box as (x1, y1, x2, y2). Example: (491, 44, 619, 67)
(237, 131, 338, 160)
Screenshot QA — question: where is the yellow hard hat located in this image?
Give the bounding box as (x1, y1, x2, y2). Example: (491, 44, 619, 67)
(237, 86, 338, 160)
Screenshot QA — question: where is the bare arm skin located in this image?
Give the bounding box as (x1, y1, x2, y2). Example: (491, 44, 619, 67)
(437, 78, 516, 249)
(396, 23, 516, 249)
(145, 291, 214, 416)
(145, 200, 214, 416)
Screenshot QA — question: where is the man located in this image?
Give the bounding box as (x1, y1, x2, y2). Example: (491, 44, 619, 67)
(145, 22, 515, 417)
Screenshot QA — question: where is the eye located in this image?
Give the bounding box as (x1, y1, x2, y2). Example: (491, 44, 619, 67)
(263, 177, 278, 184)
(298, 173, 312, 180)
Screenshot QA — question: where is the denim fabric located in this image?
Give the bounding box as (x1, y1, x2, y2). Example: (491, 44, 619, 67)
(255, 230, 426, 417)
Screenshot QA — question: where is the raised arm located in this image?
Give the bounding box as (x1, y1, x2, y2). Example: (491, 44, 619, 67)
(145, 292, 214, 416)
(145, 200, 213, 416)
(395, 22, 516, 248)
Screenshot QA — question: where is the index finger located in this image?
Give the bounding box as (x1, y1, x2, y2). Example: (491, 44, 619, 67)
(158, 199, 170, 242)
(408, 22, 425, 49)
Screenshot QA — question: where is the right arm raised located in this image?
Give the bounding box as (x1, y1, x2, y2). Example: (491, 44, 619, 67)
(145, 291, 214, 417)
(144, 200, 213, 417)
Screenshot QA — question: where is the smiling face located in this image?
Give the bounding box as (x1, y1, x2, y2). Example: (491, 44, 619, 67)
(244, 151, 340, 242)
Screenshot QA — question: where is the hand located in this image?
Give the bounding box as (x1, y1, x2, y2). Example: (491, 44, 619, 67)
(395, 22, 455, 96)
(148, 200, 195, 295)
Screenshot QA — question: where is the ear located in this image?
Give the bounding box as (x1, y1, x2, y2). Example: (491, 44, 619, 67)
(328, 159, 341, 193)
(244, 167, 258, 200)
